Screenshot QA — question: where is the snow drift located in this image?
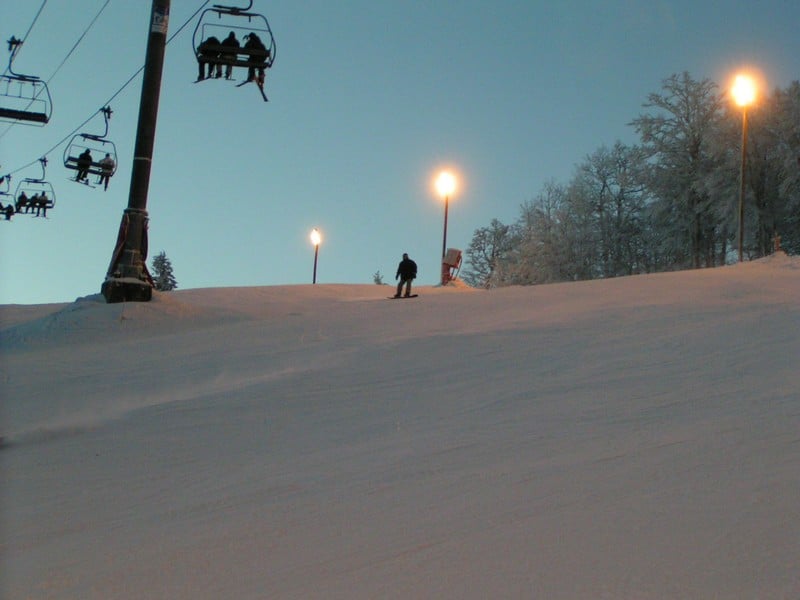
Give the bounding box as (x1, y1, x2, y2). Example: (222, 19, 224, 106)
(1, 254, 799, 598)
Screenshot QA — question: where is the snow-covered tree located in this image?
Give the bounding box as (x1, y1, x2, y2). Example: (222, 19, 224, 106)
(151, 251, 178, 291)
(463, 219, 511, 288)
(704, 80, 800, 259)
(750, 82, 800, 255)
(631, 72, 726, 268)
(495, 182, 577, 285)
(571, 142, 651, 276)
(773, 81, 800, 254)
(467, 73, 799, 286)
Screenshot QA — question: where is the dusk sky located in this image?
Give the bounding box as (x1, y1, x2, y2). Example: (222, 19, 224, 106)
(1, 0, 798, 304)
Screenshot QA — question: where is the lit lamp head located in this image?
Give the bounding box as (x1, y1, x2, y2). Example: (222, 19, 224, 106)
(732, 74, 756, 107)
(435, 171, 456, 199)
(310, 228, 321, 247)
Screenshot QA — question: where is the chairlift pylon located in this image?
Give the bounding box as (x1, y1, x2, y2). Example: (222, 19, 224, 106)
(0, 36, 53, 125)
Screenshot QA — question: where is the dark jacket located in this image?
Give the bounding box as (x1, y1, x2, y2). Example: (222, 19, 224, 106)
(396, 257, 417, 280)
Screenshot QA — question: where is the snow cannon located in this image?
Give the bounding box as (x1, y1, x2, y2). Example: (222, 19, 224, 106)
(441, 248, 462, 285)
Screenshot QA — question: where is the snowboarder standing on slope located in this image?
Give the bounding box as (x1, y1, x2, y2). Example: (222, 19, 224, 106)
(395, 253, 417, 298)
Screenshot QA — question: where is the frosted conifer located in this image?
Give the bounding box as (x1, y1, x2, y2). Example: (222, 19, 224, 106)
(151, 251, 178, 291)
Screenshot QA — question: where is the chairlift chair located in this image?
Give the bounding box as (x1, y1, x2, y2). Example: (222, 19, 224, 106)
(64, 137, 118, 180)
(0, 36, 52, 125)
(0, 173, 13, 214)
(14, 159, 56, 215)
(0, 173, 11, 198)
(63, 107, 118, 185)
(192, 1, 276, 98)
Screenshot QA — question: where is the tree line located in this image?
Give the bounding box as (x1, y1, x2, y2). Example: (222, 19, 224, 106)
(463, 72, 800, 288)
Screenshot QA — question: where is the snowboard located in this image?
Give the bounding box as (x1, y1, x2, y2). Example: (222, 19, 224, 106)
(388, 294, 418, 299)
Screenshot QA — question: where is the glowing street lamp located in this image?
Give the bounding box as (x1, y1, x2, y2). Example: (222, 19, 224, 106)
(310, 228, 321, 284)
(732, 74, 756, 262)
(732, 74, 756, 107)
(435, 170, 457, 273)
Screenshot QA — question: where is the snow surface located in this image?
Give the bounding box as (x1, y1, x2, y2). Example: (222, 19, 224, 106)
(1, 254, 799, 599)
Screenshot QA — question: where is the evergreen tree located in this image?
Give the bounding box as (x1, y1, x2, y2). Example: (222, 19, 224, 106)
(373, 270, 385, 285)
(151, 251, 178, 291)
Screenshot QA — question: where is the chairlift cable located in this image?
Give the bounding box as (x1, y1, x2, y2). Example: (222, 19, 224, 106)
(1, 0, 49, 79)
(18, 0, 48, 46)
(5, 111, 100, 178)
(101, 0, 211, 108)
(0, 0, 111, 141)
(45, 0, 112, 86)
(3, 0, 211, 178)
(167, 1, 212, 45)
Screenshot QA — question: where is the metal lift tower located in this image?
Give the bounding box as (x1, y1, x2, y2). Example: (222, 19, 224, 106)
(101, 0, 169, 303)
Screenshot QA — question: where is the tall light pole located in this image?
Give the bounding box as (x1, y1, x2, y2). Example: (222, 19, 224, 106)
(436, 171, 456, 284)
(732, 74, 756, 263)
(310, 228, 321, 284)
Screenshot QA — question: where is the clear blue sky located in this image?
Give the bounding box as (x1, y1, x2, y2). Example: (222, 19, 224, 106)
(1, 0, 798, 304)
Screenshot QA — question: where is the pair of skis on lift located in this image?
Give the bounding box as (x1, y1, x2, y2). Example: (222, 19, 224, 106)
(236, 77, 268, 102)
(71, 176, 97, 189)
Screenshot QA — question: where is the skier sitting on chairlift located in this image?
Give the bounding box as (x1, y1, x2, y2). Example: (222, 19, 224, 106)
(97, 153, 115, 191)
(76, 149, 92, 182)
(244, 32, 267, 86)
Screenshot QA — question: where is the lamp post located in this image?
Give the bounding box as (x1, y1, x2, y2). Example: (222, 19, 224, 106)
(310, 228, 321, 284)
(435, 171, 456, 284)
(732, 74, 756, 262)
